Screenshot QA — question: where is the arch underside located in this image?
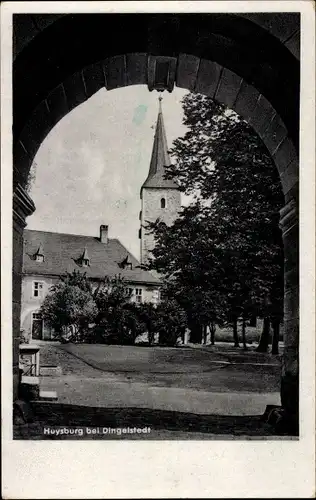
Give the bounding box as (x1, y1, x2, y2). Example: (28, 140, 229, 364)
(13, 14, 299, 202)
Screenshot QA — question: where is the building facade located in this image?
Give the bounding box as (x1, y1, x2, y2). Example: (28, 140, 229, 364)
(21, 225, 161, 340)
(139, 97, 181, 266)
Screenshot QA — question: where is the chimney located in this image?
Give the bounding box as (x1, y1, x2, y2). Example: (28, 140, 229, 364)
(100, 225, 108, 244)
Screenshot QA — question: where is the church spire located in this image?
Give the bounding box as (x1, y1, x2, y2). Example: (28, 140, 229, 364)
(141, 96, 178, 193)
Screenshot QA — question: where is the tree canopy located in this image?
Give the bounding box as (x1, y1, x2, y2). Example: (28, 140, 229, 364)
(40, 270, 97, 341)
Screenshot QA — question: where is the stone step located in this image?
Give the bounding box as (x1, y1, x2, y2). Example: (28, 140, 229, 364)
(20, 376, 40, 400)
(40, 365, 62, 376)
(20, 376, 58, 402)
(39, 390, 58, 401)
(21, 375, 40, 385)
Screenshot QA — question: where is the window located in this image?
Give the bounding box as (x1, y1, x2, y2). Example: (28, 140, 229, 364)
(135, 288, 142, 303)
(160, 197, 166, 208)
(33, 281, 44, 298)
(31, 312, 43, 340)
(82, 258, 90, 267)
(35, 255, 44, 262)
(127, 288, 133, 297)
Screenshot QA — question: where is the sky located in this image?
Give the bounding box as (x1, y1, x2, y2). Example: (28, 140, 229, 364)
(28, 85, 189, 260)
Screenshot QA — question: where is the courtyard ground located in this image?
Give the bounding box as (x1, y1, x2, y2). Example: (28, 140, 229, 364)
(15, 342, 288, 439)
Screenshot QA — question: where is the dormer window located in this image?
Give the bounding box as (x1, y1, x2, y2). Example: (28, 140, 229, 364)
(119, 256, 133, 270)
(34, 243, 44, 262)
(80, 247, 90, 267)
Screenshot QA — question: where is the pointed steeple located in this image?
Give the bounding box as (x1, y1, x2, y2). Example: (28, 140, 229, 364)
(141, 96, 178, 193)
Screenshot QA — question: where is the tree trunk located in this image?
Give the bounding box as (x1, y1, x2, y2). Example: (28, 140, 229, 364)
(148, 329, 154, 346)
(233, 317, 239, 347)
(210, 321, 216, 345)
(202, 324, 207, 345)
(271, 319, 280, 355)
(256, 317, 271, 352)
(242, 316, 247, 351)
(189, 322, 203, 344)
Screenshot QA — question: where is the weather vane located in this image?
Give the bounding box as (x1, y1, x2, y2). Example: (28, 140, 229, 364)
(151, 96, 163, 129)
(158, 95, 163, 112)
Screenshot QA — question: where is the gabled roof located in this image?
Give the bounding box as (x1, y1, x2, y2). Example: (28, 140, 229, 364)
(141, 98, 178, 193)
(23, 229, 160, 285)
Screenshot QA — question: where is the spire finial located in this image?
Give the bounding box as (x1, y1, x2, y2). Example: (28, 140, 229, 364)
(158, 95, 163, 112)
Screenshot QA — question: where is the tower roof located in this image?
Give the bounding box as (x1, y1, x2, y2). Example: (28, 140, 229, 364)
(141, 97, 178, 192)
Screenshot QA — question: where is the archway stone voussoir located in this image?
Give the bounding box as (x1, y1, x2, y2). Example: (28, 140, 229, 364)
(273, 136, 298, 175)
(63, 71, 88, 113)
(284, 30, 300, 61)
(194, 59, 222, 98)
(103, 55, 127, 90)
(46, 84, 69, 128)
(261, 113, 288, 156)
(214, 68, 243, 110)
(13, 141, 32, 187)
(176, 54, 200, 92)
(82, 61, 107, 99)
(126, 53, 148, 86)
(233, 80, 260, 121)
(248, 94, 276, 138)
(280, 159, 299, 200)
(18, 100, 53, 161)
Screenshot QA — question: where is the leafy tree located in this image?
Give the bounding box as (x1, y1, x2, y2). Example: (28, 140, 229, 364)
(40, 271, 97, 341)
(148, 93, 284, 350)
(93, 276, 145, 345)
(136, 302, 158, 345)
(154, 297, 187, 346)
(147, 203, 228, 343)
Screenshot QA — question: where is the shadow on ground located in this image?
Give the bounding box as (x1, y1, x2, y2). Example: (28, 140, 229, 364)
(13, 402, 295, 440)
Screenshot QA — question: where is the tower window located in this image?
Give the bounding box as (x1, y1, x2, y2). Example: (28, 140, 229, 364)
(161, 197, 166, 208)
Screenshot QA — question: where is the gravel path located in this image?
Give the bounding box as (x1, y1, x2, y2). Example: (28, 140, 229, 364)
(15, 342, 285, 439)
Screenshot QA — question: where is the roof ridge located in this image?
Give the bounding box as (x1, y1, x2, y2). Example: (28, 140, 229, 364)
(25, 229, 114, 240)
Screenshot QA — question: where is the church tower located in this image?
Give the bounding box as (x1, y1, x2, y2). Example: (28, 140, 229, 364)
(139, 97, 181, 266)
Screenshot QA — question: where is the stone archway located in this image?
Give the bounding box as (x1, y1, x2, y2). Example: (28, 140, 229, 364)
(13, 13, 299, 432)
